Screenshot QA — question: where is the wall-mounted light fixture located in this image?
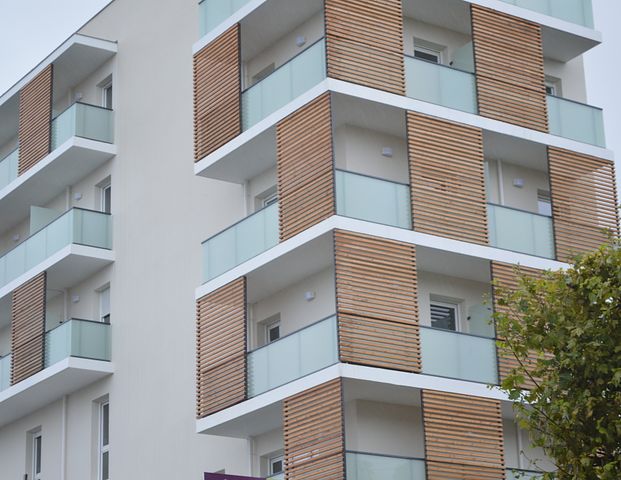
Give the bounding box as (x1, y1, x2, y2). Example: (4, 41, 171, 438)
(295, 35, 306, 47)
(74, 192, 83, 201)
(304, 291, 316, 302)
(12, 234, 20, 242)
(381, 147, 394, 158)
(513, 178, 525, 188)
(71, 295, 80, 304)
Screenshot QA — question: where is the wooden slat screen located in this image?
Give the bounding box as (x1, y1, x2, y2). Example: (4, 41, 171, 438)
(471, 5, 548, 132)
(193, 24, 241, 161)
(276, 93, 335, 241)
(334, 230, 421, 372)
(10, 272, 47, 385)
(196, 277, 247, 418)
(325, 0, 405, 95)
(548, 147, 619, 262)
(407, 111, 488, 244)
(491, 261, 544, 389)
(18, 65, 53, 175)
(422, 389, 505, 479)
(283, 379, 344, 480)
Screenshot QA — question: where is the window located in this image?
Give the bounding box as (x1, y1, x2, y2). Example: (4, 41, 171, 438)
(537, 189, 552, 216)
(99, 402, 110, 480)
(413, 39, 444, 64)
(430, 300, 459, 331)
(266, 320, 280, 344)
(101, 183, 112, 214)
(269, 454, 284, 475)
(252, 63, 275, 85)
(99, 287, 110, 324)
(262, 191, 278, 208)
(545, 77, 561, 97)
(102, 82, 113, 109)
(32, 433, 42, 480)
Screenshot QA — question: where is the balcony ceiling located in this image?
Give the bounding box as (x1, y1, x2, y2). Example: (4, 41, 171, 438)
(332, 93, 406, 139)
(403, 0, 472, 35)
(484, 131, 548, 172)
(417, 247, 491, 283)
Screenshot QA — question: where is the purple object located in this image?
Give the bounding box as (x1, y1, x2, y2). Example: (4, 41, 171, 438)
(204, 474, 264, 480)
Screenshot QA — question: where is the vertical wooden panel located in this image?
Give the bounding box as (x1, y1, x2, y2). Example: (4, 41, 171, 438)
(18, 65, 53, 175)
(194, 25, 241, 161)
(196, 277, 246, 418)
(277, 93, 335, 241)
(325, 0, 405, 95)
(491, 261, 543, 389)
(548, 147, 619, 262)
(407, 111, 488, 244)
(283, 379, 344, 480)
(335, 230, 421, 372)
(471, 5, 548, 132)
(11, 272, 47, 385)
(422, 390, 505, 479)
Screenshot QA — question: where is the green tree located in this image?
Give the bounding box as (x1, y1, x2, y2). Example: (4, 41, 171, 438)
(494, 240, 621, 480)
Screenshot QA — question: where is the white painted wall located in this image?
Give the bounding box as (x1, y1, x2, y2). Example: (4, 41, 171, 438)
(403, 18, 471, 65)
(246, 165, 277, 213)
(544, 55, 587, 102)
(486, 159, 550, 213)
(251, 427, 283, 476)
(503, 418, 556, 472)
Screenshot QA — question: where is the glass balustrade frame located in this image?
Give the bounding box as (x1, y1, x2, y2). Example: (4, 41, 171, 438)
(44, 318, 111, 367)
(198, 0, 252, 37)
(0, 147, 19, 191)
(346, 451, 427, 480)
(546, 94, 605, 147)
(51, 101, 115, 149)
(498, 0, 594, 28)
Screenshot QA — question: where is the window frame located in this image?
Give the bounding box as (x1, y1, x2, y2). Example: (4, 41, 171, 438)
(429, 299, 460, 332)
(413, 38, 444, 64)
(266, 320, 281, 344)
(101, 183, 112, 214)
(32, 432, 42, 480)
(99, 401, 110, 480)
(269, 454, 284, 475)
(99, 287, 111, 324)
(101, 81, 113, 110)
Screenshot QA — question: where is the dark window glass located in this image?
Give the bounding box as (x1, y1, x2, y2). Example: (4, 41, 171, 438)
(430, 304, 457, 331)
(414, 49, 439, 63)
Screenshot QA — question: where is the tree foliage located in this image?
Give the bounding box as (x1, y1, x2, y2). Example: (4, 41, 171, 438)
(494, 240, 621, 480)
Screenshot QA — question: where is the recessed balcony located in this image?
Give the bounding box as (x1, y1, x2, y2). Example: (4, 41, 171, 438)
(199, 0, 253, 37)
(547, 95, 605, 147)
(346, 451, 426, 480)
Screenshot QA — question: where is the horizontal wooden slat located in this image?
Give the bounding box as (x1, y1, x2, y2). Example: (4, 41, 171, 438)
(548, 147, 619, 262)
(196, 277, 246, 418)
(194, 25, 241, 161)
(284, 379, 344, 480)
(408, 112, 488, 244)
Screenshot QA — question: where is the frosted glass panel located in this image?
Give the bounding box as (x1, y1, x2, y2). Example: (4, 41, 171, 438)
(547, 95, 605, 147)
(346, 452, 426, 480)
(45, 319, 111, 367)
(336, 170, 411, 229)
(420, 327, 498, 384)
(0, 354, 11, 392)
(199, 0, 251, 36)
(506, 469, 543, 480)
(52, 103, 114, 149)
(0, 209, 112, 291)
(202, 203, 279, 282)
(0, 148, 18, 191)
(266, 474, 284, 480)
(247, 316, 338, 397)
(488, 204, 555, 259)
(242, 39, 326, 130)
(467, 304, 494, 338)
(405, 57, 477, 114)
(499, 0, 593, 28)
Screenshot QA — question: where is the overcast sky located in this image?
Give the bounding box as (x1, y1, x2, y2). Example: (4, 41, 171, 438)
(0, 0, 619, 186)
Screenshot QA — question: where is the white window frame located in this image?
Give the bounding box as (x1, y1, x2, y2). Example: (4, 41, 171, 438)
(98, 402, 110, 480)
(262, 191, 278, 208)
(430, 298, 461, 332)
(32, 432, 42, 480)
(99, 287, 111, 324)
(266, 320, 281, 344)
(101, 183, 112, 214)
(269, 454, 284, 475)
(545, 76, 561, 97)
(101, 81, 113, 110)
(413, 38, 444, 64)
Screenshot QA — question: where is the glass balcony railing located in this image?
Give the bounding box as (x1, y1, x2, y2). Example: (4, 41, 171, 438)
(506, 468, 544, 480)
(242, 39, 327, 130)
(346, 452, 426, 480)
(499, 0, 593, 28)
(420, 326, 498, 384)
(336, 170, 411, 229)
(266, 474, 284, 480)
(51, 102, 114, 149)
(247, 315, 338, 397)
(547, 95, 605, 147)
(0, 208, 112, 290)
(405, 56, 477, 114)
(45, 319, 111, 367)
(488, 203, 555, 259)
(0, 148, 18, 191)
(202, 202, 279, 282)
(0, 353, 11, 392)
(199, 0, 252, 37)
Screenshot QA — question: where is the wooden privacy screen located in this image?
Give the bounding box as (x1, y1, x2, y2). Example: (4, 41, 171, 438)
(18, 65, 53, 175)
(407, 112, 488, 245)
(324, 0, 405, 95)
(283, 379, 344, 480)
(11, 272, 47, 385)
(548, 147, 619, 262)
(334, 230, 421, 372)
(196, 277, 246, 418)
(491, 261, 543, 389)
(193, 25, 241, 161)
(422, 390, 505, 479)
(276, 93, 335, 241)
(471, 5, 548, 132)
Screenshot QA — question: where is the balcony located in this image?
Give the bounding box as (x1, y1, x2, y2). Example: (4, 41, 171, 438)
(499, 0, 593, 28)
(0, 148, 18, 191)
(0, 319, 112, 427)
(202, 203, 278, 282)
(199, 0, 252, 37)
(547, 95, 605, 147)
(488, 203, 555, 259)
(346, 452, 426, 480)
(336, 170, 411, 229)
(0, 208, 112, 297)
(51, 102, 114, 149)
(247, 315, 338, 397)
(405, 56, 477, 114)
(242, 39, 326, 130)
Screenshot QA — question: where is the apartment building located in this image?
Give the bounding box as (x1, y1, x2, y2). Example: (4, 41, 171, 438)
(0, 0, 616, 479)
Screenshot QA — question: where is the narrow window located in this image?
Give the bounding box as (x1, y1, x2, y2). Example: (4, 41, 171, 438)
(99, 287, 111, 324)
(430, 301, 459, 331)
(262, 191, 278, 208)
(266, 320, 280, 344)
(99, 402, 110, 480)
(269, 454, 284, 475)
(413, 39, 444, 64)
(102, 82, 113, 109)
(101, 183, 112, 214)
(537, 189, 552, 216)
(32, 433, 42, 480)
